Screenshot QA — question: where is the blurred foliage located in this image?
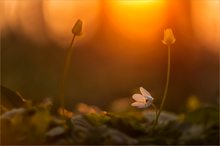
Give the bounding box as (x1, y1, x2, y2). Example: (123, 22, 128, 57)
(1, 85, 27, 111)
(186, 95, 201, 111)
(0, 86, 219, 145)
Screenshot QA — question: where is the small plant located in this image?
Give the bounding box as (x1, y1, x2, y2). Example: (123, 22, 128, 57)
(1, 24, 219, 145)
(59, 19, 83, 116)
(131, 28, 176, 127)
(155, 28, 175, 125)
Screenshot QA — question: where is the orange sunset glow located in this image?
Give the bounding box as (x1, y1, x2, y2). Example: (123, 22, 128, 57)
(191, 0, 220, 51)
(1, 0, 220, 50)
(106, 0, 166, 42)
(0, 1, 219, 145)
(43, 0, 100, 46)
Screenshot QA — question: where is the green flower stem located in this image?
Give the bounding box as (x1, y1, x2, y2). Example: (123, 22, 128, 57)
(59, 35, 76, 116)
(154, 45, 171, 126)
(152, 103, 158, 118)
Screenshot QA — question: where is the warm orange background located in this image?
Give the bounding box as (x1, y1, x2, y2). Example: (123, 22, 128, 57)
(1, 0, 219, 112)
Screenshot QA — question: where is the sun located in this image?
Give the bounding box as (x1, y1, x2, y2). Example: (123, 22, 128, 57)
(106, 0, 166, 42)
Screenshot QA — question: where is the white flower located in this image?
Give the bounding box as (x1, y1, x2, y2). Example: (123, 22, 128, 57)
(131, 87, 154, 108)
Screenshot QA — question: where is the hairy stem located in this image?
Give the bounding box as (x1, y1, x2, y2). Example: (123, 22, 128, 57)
(59, 35, 76, 116)
(154, 45, 171, 126)
(152, 104, 158, 124)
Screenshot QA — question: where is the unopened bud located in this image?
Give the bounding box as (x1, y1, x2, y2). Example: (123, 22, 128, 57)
(72, 19, 83, 36)
(162, 28, 176, 46)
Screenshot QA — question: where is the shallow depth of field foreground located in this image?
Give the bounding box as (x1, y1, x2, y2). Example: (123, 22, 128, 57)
(0, 0, 219, 145)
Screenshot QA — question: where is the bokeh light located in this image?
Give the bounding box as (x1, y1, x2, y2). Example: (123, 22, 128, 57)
(106, 0, 166, 42)
(1, 0, 219, 111)
(43, 0, 100, 47)
(191, 0, 220, 52)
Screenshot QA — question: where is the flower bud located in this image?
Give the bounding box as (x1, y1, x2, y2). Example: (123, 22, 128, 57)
(162, 28, 176, 45)
(72, 19, 83, 36)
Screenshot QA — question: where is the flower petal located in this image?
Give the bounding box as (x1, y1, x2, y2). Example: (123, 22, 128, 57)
(131, 102, 146, 108)
(146, 96, 154, 101)
(140, 87, 151, 97)
(132, 94, 146, 102)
